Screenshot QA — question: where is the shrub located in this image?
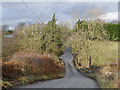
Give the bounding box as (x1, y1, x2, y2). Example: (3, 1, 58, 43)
(104, 23, 120, 41)
(15, 14, 69, 56)
(2, 51, 64, 80)
(2, 61, 22, 79)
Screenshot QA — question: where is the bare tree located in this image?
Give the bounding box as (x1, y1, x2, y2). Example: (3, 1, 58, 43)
(2, 24, 9, 31)
(15, 22, 26, 31)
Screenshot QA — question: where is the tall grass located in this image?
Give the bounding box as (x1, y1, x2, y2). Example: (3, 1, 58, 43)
(2, 37, 19, 60)
(91, 41, 118, 66)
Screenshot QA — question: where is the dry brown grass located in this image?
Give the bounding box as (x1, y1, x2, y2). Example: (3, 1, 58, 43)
(2, 51, 65, 81)
(2, 37, 15, 48)
(2, 51, 65, 89)
(2, 37, 20, 61)
(98, 61, 118, 88)
(2, 61, 22, 79)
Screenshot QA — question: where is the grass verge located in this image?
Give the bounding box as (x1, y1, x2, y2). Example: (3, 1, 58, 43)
(72, 41, 118, 88)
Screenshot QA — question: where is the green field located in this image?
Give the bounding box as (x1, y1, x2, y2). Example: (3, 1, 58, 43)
(92, 40, 118, 66)
(72, 40, 118, 88)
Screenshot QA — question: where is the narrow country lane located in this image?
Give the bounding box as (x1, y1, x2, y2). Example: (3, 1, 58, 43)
(18, 47, 99, 88)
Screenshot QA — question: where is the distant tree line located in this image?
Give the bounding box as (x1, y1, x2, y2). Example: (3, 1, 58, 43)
(104, 23, 120, 41)
(73, 19, 120, 41)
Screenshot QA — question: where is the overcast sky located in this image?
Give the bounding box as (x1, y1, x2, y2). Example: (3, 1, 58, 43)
(2, 2, 119, 26)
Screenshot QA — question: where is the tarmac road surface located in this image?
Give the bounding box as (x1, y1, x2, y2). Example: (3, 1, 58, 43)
(19, 47, 99, 88)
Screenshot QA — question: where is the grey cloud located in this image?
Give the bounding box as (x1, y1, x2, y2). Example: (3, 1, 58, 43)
(2, 2, 118, 26)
